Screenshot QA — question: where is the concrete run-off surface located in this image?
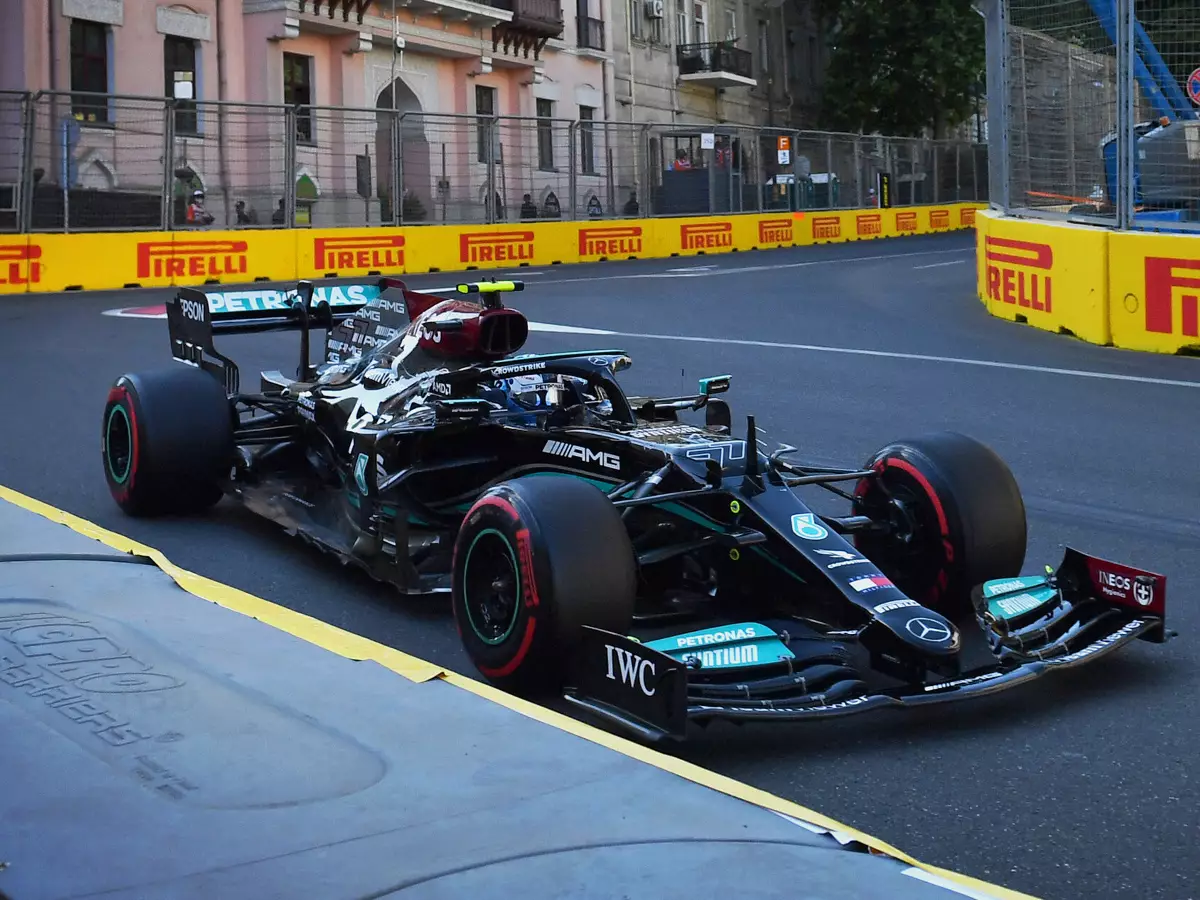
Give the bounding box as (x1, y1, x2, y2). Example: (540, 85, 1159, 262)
(0, 492, 1011, 900)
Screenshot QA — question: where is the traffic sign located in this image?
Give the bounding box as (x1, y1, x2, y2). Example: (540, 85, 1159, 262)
(777, 136, 791, 152)
(1188, 67, 1200, 105)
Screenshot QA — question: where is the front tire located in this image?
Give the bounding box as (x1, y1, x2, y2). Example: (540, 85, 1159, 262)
(451, 475, 637, 694)
(102, 366, 234, 517)
(851, 432, 1027, 620)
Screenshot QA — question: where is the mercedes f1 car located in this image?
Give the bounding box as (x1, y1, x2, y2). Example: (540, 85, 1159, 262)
(100, 277, 1171, 742)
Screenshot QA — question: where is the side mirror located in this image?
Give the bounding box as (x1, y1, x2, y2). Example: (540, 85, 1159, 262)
(705, 398, 731, 433)
(699, 374, 731, 396)
(295, 280, 315, 310)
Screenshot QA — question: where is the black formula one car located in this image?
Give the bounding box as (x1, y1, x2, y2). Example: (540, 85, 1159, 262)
(100, 277, 1171, 742)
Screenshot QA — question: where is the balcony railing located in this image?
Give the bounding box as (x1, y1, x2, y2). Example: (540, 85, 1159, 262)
(491, 0, 564, 33)
(676, 41, 753, 81)
(577, 15, 605, 50)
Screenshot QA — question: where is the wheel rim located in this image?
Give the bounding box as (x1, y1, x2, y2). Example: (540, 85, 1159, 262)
(462, 529, 522, 645)
(858, 476, 941, 591)
(105, 405, 133, 485)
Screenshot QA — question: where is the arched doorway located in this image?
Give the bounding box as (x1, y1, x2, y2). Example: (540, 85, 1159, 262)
(376, 78, 430, 224)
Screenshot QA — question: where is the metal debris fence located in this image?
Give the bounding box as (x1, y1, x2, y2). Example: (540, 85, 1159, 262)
(0, 89, 988, 234)
(990, 0, 1200, 231)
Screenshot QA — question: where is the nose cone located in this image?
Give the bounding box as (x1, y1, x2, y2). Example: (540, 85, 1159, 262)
(875, 605, 961, 655)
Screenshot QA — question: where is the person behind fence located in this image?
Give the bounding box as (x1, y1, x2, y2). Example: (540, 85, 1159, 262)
(623, 191, 639, 216)
(667, 148, 692, 171)
(272, 198, 286, 225)
(187, 190, 215, 227)
(235, 200, 258, 225)
(520, 193, 538, 221)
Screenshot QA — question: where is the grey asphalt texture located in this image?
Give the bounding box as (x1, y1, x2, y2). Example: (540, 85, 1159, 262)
(2, 231, 1198, 900)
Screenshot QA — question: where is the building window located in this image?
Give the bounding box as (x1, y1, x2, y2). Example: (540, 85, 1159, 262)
(676, 0, 688, 45)
(725, 7, 736, 40)
(476, 85, 496, 163)
(693, 1, 707, 43)
(577, 0, 605, 51)
(70, 19, 110, 123)
(536, 98, 554, 171)
(164, 36, 198, 135)
(629, 0, 642, 39)
(579, 105, 596, 175)
(284, 53, 314, 144)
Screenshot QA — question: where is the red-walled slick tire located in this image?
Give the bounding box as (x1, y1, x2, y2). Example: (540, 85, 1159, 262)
(851, 432, 1027, 621)
(101, 366, 234, 517)
(451, 475, 637, 695)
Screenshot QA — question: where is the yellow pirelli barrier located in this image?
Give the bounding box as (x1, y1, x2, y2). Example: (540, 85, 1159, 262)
(0, 202, 983, 295)
(0, 236, 33, 295)
(975, 210, 1111, 346)
(1108, 231, 1200, 354)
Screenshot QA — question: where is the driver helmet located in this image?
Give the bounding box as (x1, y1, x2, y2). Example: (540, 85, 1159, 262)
(483, 372, 609, 423)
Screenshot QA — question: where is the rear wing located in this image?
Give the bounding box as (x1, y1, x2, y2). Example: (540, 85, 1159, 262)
(166, 278, 436, 393)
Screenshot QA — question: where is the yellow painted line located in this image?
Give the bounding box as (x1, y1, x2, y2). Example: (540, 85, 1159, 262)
(0, 484, 445, 684)
(0, 482, 1039, 900)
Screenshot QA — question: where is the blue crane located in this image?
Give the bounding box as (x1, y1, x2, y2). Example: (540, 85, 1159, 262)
(1076, 0, 1200, 226)
(1086, 0, 1197, 122)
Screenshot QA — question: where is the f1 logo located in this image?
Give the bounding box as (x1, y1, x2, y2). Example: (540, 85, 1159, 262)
(604, 644, 656, 696)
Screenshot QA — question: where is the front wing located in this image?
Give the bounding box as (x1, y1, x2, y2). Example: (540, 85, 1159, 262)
(562, 548, 1169, 743)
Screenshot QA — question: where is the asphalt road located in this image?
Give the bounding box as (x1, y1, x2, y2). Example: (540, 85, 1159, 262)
(3, 232, 1198, 900)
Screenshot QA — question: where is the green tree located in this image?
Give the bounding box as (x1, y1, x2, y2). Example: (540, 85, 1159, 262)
(814, 0, 985, 137)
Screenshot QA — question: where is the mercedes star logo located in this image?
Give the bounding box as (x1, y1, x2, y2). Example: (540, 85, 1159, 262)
(906, 616, 953, 643)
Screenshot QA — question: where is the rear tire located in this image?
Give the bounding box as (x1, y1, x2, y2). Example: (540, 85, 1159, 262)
(451, 475, 637, 695)
(101, 366, 234, 517)
(851, 432, 1026, 620)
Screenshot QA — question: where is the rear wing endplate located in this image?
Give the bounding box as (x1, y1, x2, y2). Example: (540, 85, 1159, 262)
(166, 278, 413, 394)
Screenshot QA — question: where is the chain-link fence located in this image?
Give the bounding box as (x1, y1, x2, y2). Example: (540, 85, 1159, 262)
(991, 0, 1200, 231)
(0, 89, 987, 233)
(0, 91, 27, 232)
(642, 126, 986, 216)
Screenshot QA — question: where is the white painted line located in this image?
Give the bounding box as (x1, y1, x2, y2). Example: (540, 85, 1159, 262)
(524, 322, 1200, 389)
(913, 260, 968, 269)
(434, 246, 974, 289)
(527, 321, 618, 335)
(901, 867, 1012, 900)
(102, 307, 166, 319)
(620, 247, 975, 282)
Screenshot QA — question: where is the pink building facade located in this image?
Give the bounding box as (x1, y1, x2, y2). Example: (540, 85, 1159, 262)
(2, 0, 614, 228)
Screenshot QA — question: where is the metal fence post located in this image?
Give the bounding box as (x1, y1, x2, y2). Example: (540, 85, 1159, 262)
(825, 136, 834, 208)
(284, 106, 297, 228)
(955, 142, 962, 202)
(568, 120, 578, 220)
(486, 115, 497, 225)
(640, 124, 652, 218)
(853, 137, 863, 208)
(19, 92, 36, 234)
(161, 100, 175, 231)
(982, 0, 1010, 210)
(932, 140, 939, 204)
(394, 111, 404, 226)
(1115, 0, 1136, 230)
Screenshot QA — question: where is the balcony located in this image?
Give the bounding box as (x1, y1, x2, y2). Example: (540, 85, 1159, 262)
(576, 15, 604, 50)
(491, 0, 565, 58)
(296, 0, 373, 23)
(676, 41, 756, 88)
